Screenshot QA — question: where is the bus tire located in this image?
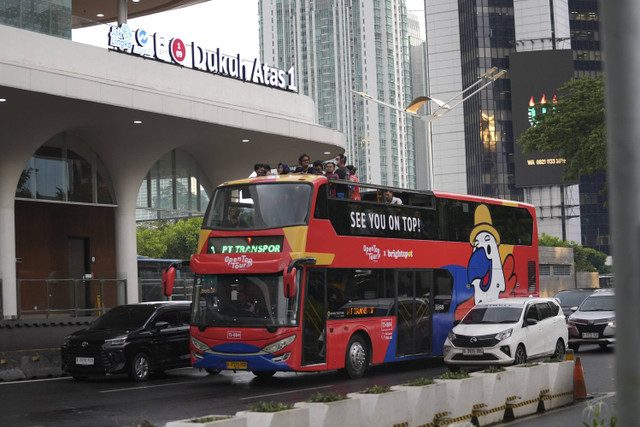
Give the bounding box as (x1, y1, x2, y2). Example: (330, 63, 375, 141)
(344, 334, 369, 379)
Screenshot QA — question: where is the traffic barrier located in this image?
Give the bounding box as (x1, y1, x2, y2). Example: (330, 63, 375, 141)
(574, 356, 588, 399)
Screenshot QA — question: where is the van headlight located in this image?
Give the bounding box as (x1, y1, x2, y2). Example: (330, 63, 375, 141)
(495, 328, 513, 341)
(447, 330, 456, 341)
(263, 335, 296, 353)
(105, 336, 127, 346)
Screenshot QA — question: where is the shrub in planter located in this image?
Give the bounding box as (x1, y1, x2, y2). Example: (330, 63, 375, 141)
(236, 401, 308, 427)
(165, 414, 246, 427)
(295, 392, 363, 427)
(347, 384, 410, 427)
(392, 377, 446, 427)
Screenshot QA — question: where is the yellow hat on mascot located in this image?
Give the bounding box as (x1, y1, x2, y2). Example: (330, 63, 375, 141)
(469, 204, 500, 245)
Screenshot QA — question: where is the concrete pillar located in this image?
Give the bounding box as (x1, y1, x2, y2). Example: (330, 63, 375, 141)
(114, 182, 140, 304)
(117, 0, 128, 26)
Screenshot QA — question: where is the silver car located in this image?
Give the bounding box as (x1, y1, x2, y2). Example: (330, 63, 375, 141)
(567, 289, 615, 352)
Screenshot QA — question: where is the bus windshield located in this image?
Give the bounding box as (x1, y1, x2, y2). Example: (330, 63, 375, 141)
(203, 182, 313, 230)
(191, 274, 299, 328)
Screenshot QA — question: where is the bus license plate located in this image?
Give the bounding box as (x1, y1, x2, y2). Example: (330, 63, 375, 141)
(582, 332, 599, 339)
(76, 357, 94, 366)
(462, 348, 483, 355)
(226, 361, 247, 370)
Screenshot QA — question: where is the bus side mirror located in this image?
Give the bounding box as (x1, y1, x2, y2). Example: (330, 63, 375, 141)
(162, 266, 176, 297)
(283, 267, 297, 299)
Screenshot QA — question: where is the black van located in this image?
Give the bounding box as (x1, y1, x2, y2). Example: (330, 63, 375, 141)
(61, 301, 191, 381)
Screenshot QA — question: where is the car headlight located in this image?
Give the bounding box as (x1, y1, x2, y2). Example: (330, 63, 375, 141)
(105, 336, 127, 346)
(263, 335, 296, 353)
(495, 328, 513, 341)
(607, 318, 616, 327)
(191, 336, 210, 353)
(447, 330, 456, 341)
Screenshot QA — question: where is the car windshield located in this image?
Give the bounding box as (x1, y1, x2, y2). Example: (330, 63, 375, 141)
(579, 295, 615, 312)
(90, 305, 155, 330)
(555, 291, 593, 306)
(203, 183, 313, 230)
(191, 273, 299, 328)
(461, 306, 523, 324)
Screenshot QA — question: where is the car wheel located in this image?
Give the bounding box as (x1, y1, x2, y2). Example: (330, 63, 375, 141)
(513, 345, 527, 365)
(569, 343, 580, 352)
(553, 339, 566, 360)
(205, 368, 222, 375)
(252, 370, 276, 379)
(129, 352, 152, 382)
(344, 334, 369, 379)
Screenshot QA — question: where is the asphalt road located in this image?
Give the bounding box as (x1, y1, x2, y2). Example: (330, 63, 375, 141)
(0, 345, 615, 427)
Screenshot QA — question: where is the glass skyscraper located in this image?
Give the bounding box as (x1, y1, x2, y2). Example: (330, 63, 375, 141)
(259, 0, 416, 188)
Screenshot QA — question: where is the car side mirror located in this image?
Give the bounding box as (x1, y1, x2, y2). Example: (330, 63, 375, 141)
(570, 306, 578, 312)
(453, 319, 461, 326)
(525, 318, 538, 326)
(154, 321, 170, 331)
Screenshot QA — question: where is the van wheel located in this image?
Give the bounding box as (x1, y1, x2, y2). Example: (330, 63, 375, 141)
(205, 368, 221, 375)
(553, 339, 566, 360)
(345, 334, 369, 379)
(129, 352, 152, 382)
(513, 345, 527, 365)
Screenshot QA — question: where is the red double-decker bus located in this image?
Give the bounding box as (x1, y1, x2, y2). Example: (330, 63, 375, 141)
(167, 174, 538, 378)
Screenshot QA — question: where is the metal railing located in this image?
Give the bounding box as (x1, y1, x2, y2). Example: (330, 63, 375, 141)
(17, 278, 126, 319)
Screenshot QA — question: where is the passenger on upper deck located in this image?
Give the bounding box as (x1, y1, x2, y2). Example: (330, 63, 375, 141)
(294, 154, 312, 173)
(385, 190, 403, 205)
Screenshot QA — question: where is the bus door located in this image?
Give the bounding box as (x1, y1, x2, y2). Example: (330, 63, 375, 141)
(302, 269, 326, 365)
(396, 271, 432, 356)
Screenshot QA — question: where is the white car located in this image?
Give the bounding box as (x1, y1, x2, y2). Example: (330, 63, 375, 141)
(443, 297, 568, 368)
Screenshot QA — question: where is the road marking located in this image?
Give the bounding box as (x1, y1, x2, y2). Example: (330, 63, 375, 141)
(240, 385, 334, 400)
(0, 376, 69, 385)
(100, 381, 194, 393)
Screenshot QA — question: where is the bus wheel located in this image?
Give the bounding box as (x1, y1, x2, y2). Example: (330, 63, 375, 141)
(252, 370, 276, 379)
(345, 334, 369, 379)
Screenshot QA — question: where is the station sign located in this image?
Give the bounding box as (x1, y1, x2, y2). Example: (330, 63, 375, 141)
(108, 24, 297, 93)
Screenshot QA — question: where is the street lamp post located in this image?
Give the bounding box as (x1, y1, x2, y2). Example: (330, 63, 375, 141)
(352, 67, 507, 190)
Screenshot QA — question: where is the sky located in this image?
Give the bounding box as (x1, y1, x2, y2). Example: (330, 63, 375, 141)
(73, 0, 425, 61)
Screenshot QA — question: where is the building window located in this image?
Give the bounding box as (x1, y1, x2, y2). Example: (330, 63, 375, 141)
(553, 265, 571, 276)
(539, 264, 551, 276)
(16, 132, 116, 205)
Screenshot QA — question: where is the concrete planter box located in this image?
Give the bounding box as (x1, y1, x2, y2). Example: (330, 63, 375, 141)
(165, 415, 246, 427)
(543, 361, 575, 410)
(294, 397, 363, 427)
(437, 374, 485, 420)
(469, 370, 514, 425)
(392, 381, 447, 427)
(505, 363, 549, 418)
(235, 407, 309, 427)
(347, 389, 410, 427)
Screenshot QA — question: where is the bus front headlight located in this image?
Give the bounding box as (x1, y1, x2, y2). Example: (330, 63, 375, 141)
(263, 335, 296, 354)
(191, 336, 210, 353)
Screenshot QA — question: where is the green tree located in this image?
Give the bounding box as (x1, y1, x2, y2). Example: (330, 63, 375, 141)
(136, 217, 203, 259)
(164, 217, 203, 259)
(539, 233, 611, 274)
(517, 75, 606, 181)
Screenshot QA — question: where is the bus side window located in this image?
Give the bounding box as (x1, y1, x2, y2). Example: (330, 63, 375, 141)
(434, 269, 453, 313)
(314, 184, 329, 219)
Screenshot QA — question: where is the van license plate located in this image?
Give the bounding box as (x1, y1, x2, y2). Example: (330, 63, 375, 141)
(582, 332, 599, 339)
(462, 348, 483, 355)
(76, 357, 94, 366)
(226, 361, 247, 370)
